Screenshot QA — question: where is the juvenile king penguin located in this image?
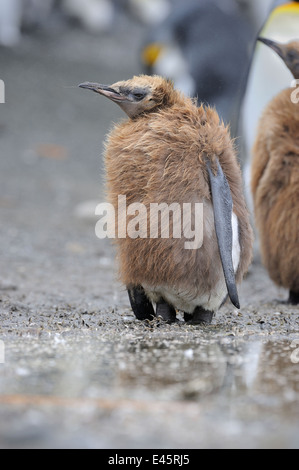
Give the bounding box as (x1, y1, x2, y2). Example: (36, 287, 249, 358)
(241, 1, 299, 208)
(80, 75, 253, 323)
(251, 38, 299, 304)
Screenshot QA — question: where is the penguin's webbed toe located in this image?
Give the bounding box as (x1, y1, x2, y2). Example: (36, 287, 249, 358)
(185, 306, 214, 325)
(127, 285, 155, 321)
(183, 312, 193, 322)
(288, 291, 299, 305)
(156, 300, 176, 323)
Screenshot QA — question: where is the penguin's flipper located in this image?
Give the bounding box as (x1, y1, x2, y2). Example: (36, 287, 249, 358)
(127, 285, 156, 320)
(205, 158, 240, 309)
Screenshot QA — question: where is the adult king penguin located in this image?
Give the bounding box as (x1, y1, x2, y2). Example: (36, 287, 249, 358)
(80, 75, 253, 324)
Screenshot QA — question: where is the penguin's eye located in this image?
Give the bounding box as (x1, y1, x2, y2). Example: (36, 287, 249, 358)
(131, 92, 146, 101)
(287, 50, 297, 62)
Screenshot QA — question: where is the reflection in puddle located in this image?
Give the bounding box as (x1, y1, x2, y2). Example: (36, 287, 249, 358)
(1, 332, 299, 448)
(118, 335, 299, 408)
(219, 340, 263, 392)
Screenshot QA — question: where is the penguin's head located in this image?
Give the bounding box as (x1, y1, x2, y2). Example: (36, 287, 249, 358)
(258, 37, 299, 79)
(79, 74, 178, 119)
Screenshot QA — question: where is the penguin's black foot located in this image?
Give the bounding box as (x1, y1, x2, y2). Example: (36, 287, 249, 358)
(288, 290, 299, 305)
(127, 285, 155, 321)
(156, 300, 176, 323)
(183, 312, 193, 322)
(185, 306, 214, 325)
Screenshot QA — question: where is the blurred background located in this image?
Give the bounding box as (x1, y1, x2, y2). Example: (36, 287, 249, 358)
(0, 0, 277, 126)
(0, 0, 280, 230)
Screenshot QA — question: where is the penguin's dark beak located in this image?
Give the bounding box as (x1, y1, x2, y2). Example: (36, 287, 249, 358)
(78, 82, 127, 102)
(257, 37, 299, 79)
(257, 37, 285, 60)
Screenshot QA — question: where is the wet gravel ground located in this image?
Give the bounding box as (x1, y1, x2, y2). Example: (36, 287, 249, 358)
(0, 18, 299, 449)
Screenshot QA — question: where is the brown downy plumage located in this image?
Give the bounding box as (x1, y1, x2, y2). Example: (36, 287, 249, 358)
(252, 38, 299, 304)
(80, 75, 253, 323)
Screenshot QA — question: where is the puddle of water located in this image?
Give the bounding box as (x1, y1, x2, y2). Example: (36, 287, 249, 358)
(0, 332, 298, 448)
(116, 335, 299, 405)
(1, 334, 299, 403)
